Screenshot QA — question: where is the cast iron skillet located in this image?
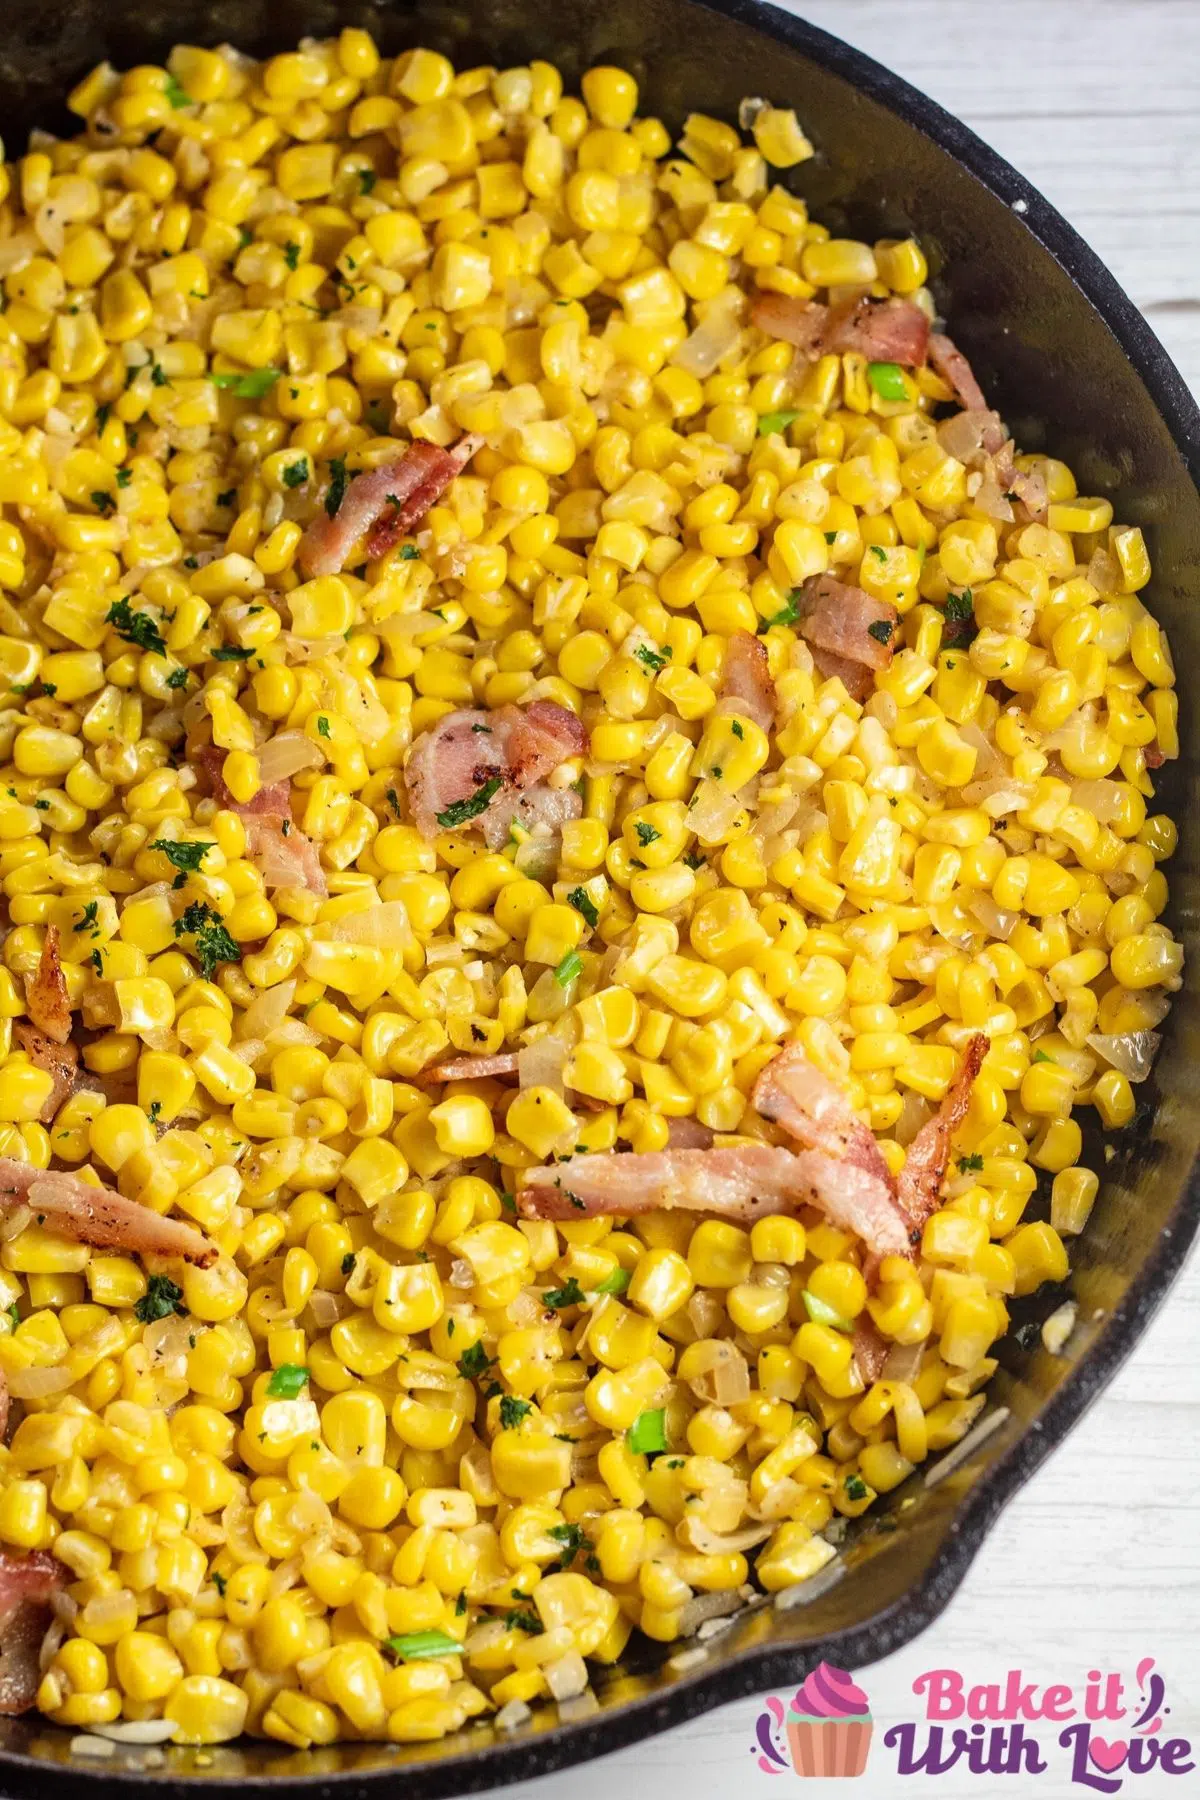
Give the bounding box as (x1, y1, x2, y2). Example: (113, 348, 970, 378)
(0, 0, 1198, 1792)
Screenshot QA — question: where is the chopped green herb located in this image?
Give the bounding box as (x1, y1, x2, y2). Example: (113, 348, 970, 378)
(543, 1276, 585, 1310)
(1032, 1049, 1053, 1064)
(6, 1303, 19, 1330)
(116, 467, 132, 489)
(547, 1522, 593, 1571)
(283, 242, 300, 270)
(359, 168, 377, 195)
(943, 589, 976, 641)
(867, 618, 894, 645)
(457, 1340, 495, 1380)
(89, 949, 103, 975)
(627, 1408, 668, 1455)
(845, 1473, 869, 1501)
(165, 667, 190, 690)
(869, 543, 888, 562)
(151, 838, 213, 878)
(41, 683, 56, 697)
(209, 368, 282, 399)
(150, 362, 170, 388)
(553, 949, 583, 988)
(173, 901, 242, 980)
(434, 775, 502, 829)
(500, 1192, 516, 1215)
(74, 901, 99, 935)
(634, 642, 670, 674)
(341, 1252, 356, 1276)
(212, 645, 253, 662)
(757, 408, 801, 436)
(386, 1631, 462, 1662)
(282, 460, 308, 488)
(455, 1590, 467, 1616)
(635, 822, 660, 847)
(215, 489, 236, 507)
(567, 887, 599, 928)
(594, 1266, 630, 1295)
(758, 591, 801, 633)
(957, 1154, 984, 1174)
(730, 719, 744, 739)
(802, 1289, 851, 1332)
(211, 1571, 227, 1597)
(682, 850, 705, 870)
(399, 543, 420, 560)
(866, 360, 908, 402)
(325, 457, 348, 517)
(824, 530, 838, 544)
(499, 1395, 532, 1430)
(316, 716, 331, 739)
(95, 403, 110, 433)
(163, 77, 192, 108)
(107, 597, 166, 657)
(135, 1274, 186, 1323)
(504, 1608, 542, 1635)
(266, 1364, 309, 1399)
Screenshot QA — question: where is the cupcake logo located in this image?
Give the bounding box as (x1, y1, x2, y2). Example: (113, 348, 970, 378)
(754, 1662, 874, 1778)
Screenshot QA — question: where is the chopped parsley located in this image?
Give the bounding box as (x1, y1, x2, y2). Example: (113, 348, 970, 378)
(500, 1192, 516, 1215)
(399, 543, 420, 560)
(498, 1395, 532, 1430)
(845, 1473, 869, 1501)
(325, 457, 348, 517)
(868, 543, 888, 562)
(266, 1364, 309, 1399)
(634, 643, 670, 674)
(74, 901, 100, 935)
(731, 719, 744, 739)
(757, 408, 801, 436)
(316, 715, 331, 739)
(434, 776, 502, 829)
(95, 403, 110, 433)
(163, 77, 192, 108)
(6, 1303, 18, 1330)
(824, 530, 838, 544)
(212, 645, 253, 661)
(682, 850, 705, 870)
(457, 1340, 495, 1380)
(134, 1274, 186, 1323)
(116, 467, 132, 489)
(943, 589, 976, 641)
(547, 1522, 593, 1571)
(504, 1608, 542, 1635)
(567, 887, 599, 928)
(148, 1102, 162, 1124)
(866, 361, 908, 402)
(635, 821, 660, 847)
(359, 169, 377, 194)
(150, 362, 170, 388)
(627, 1408, 668, 1455)
(209, 368, 282, 399)
(957, 1153, 984, 1174)
(553, 950, 583, 988)
(173, 901, 242, 980)
(282, 460, 308, 488)
(758, 591, 801, 633)
(165, 667, 190, 690)
(283, 242, 300, 270)
(341, 1252, 356, 1276)
(867, 618, 894, 645)
(212, 1571, 227, 1597)
(106, 597, 166, 657)
(1031, 1049, 1053, 1064)
(151, 837, 213, 880)
(543, 1276, 585, 1310)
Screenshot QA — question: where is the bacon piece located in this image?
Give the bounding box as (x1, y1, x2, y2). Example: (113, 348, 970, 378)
(717, 629, 776, 732)
(896, 1033, 989, 1234)
(25, 925, 71, 1045)
(936, 407, 1008, 465)
(1145, 745, 1165, 770)
(480, 784, 582, 853)
(852, 1315, 890, 1386)
(404, 700, 587, 842)
(519, 1144, 912, 1257)
(928, 332, 990, 412)
(753, 1042, 894, 1189)
(0, 1160, 216, 1267)
(13, 1023, 78, 1124)
(1006, 464, 1048, 523)
(665, 1117, 716, 1151)
(426, 1052, 520, 1083)
(796, 574, 899, 681)
(197, 747, 327, 898)
(0, 1549, 68, 1715)
(297, 435, 483, 579)
(753, 294, 929, 365)
(806, 644, 875, 703)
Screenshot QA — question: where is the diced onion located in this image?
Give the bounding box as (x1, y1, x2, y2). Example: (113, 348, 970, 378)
(238, 978, 296, 1042)
(518, 1032, 569, 1094)
(671, 292, 743, 378)
(544, 1653, 588, 1700)
(256, 731, 325, 784)
(1068, 779, 1125, 823)
(1086, 1030, 1161, 1083)
(688, 779, 743, 845)
(968, 893, 1019, 940)
(683, 1339, 750, 1405)
(8, 1365, 75, 1399)
(327, 901, 415, 950)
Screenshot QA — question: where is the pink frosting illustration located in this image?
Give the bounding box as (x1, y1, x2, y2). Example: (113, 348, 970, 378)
(785, 1664, 874, 1777)
(789, 1663, 872, 1721)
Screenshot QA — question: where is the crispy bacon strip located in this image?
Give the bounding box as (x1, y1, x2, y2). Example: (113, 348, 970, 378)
(896, 1034, 990, 1234)
(518, 1144, 912, 1258)
(0, 1160, 216, 1267)
(0, 1550, 68, 1715)
(25, 924, 71, 1045)
(665, 1117, 716, 1151)
(753, 1043, 894, 1188)
(717, 629, 776, 732)
(197, 747, 327, 897)
(753, 294, 930, 365)
(297, 435, 483, 579)
(796, 574, 899, 694)
(928, 332, 990, 412)
(852, 1316, 891, 1386)
(13, 1023, 77, 1124)
(404, 700, 587, 844)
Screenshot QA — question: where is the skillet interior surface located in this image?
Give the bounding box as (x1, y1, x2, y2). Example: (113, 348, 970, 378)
(0, 0, 1197, 1791)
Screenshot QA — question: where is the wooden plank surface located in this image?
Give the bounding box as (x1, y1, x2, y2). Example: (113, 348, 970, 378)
(492, 6, 1200, 1795)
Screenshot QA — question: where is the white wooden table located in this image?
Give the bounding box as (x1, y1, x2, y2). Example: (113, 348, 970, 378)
(494, 5, 1200, 1796)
